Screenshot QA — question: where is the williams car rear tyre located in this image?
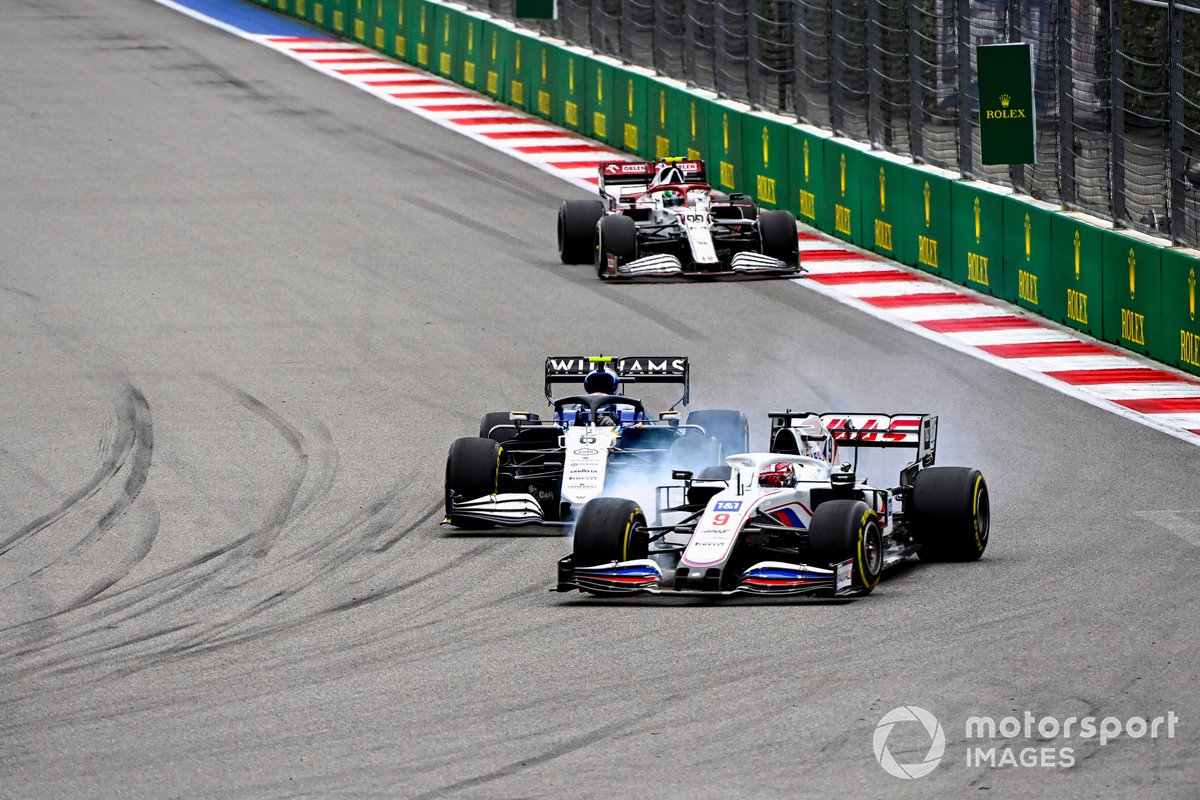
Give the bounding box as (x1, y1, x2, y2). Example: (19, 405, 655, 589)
(910, 467, 990, 562)
(479, 411, 540, 443)
(573, 498, 649, 569)
(686, 409, 750, 455)
(667, 433, 723, 474)
(445, 436, 502, 529)
(759, 209, 799, 267)
(807, 499, 883, 594)
(596, 214, 638, 279)
(558, 200, 605, 264)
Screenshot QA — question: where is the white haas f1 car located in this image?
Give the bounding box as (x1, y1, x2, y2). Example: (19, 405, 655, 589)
(443, 356, 750, 528)
(555, 411, 990, 597)
(557, 158, 801, 279)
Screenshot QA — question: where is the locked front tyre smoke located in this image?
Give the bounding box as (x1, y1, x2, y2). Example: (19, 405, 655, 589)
(572, 498, 650, 572)
(807, 499, 884, 594)
(910, 467, 990, 561)
(686, 409, 750, 455)
(445, 437, 502, 529)
(558, 200, 605, 264)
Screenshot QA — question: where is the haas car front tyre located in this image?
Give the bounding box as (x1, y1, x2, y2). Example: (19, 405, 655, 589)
(807, 499, 883, 594)
(444, 437, 502, 529)
(910, 467, 990, 561)
(596, 214, 638, 279)
(558, 200, 604, 264)
(573, 497, 649, 569)
(758, 209, 799, 268)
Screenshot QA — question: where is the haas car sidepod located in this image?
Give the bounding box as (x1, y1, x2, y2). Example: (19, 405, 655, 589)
(556, 411, 991, 598)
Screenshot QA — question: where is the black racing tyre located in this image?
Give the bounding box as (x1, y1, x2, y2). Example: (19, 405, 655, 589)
(444, 437, 502, 529)
(686, 409, 750, 456)
(807, 499, 884, 594)
(910, 467, 990, 562)
(479, 411, 514, 440)
(478, 411, 540, 442)
(573, 497, 649, 567)
(596, 214, 638, 279)
(558, 199, 605, 264)
(759, 208, 799, 266)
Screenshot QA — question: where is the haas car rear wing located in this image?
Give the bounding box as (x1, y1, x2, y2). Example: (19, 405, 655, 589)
(769, 412, 938, 467)
(545, 356, 690, 407)
(598, 159, 708, 205)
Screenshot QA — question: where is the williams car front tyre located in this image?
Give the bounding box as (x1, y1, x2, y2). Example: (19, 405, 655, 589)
(445, 436, 503, 529)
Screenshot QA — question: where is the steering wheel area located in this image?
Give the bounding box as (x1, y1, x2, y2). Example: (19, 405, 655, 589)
(643, 183, 712, 196)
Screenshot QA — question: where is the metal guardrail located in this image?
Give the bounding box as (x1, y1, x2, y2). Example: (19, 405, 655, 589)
(461, 0, 1200, 249)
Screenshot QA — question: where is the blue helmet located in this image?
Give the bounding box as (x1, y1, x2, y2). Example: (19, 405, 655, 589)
(583, 367, 619, 394)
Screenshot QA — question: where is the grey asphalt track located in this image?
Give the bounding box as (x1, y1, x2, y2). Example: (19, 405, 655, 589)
(2, 1, 1198, 797)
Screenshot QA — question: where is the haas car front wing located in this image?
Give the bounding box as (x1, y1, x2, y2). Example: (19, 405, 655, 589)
(555, 557, 859, 597)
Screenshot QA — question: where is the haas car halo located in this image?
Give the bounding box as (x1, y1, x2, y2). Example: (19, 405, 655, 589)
(557, 158, 802, 279)
(556, 411, 990, 598)
(443, 356, 751, 529)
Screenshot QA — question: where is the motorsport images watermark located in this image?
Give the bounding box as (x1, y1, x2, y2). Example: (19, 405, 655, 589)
(873, 705, 1180, 778)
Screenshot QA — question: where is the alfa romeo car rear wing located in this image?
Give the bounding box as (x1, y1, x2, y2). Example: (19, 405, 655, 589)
(769, 411, 938, 468)
(597, 159, 708, 205)
(545, 355, 690, 407)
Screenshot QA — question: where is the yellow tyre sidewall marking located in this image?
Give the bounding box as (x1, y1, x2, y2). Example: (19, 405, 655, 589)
(971, 474, 986, 552)
(857, 509, 880, 589)
(622, 507, 643, 562)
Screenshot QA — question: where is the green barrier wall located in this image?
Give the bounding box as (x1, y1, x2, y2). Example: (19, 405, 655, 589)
(742, 113, 791, 210)
(861, 152, 910, 263)
(951, 182, 1007, 297)
(901, 168, 952, 276)
(706, 100, 745, 194)
(1049, 213, 1105, 339)
(1002, 197, 1055, 317)
(549, 47, 586, 132)
(669, 89, 710, 163)
(1162, 249, 1200, 375)
(264, 0, 1195, 380)
(1101, 230, 1162, 357)
(457, 14, 482, 89)
(612, 68, 650, 157)
(823, 140, 866, 245)
(586, 57, 614, 144)
(428, 3, 458, 79)
(787, 127, 826, 229)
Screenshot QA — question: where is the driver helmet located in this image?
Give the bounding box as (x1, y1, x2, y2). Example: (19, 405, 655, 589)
(582, 367, 619, 395)
(661, 189, 685, 208)
(650, 164, 685, 186)
(759, 462, 797, 488)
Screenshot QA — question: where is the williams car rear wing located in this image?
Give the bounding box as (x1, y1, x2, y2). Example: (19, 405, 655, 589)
(769, 412, 937, 466)
(545, 356, 690, 407)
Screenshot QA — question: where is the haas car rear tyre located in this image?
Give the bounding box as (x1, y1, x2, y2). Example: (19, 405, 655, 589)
(596, 214, 638, 279)
(686, 409, 750, 456)
(558, 200, 605, 264)
(759, 209, 799, 267)
(910, 467, 990, 561)
(444, 437, 502, 529)
(573, 497, 649, 569)
(807, 499, 884, 594)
